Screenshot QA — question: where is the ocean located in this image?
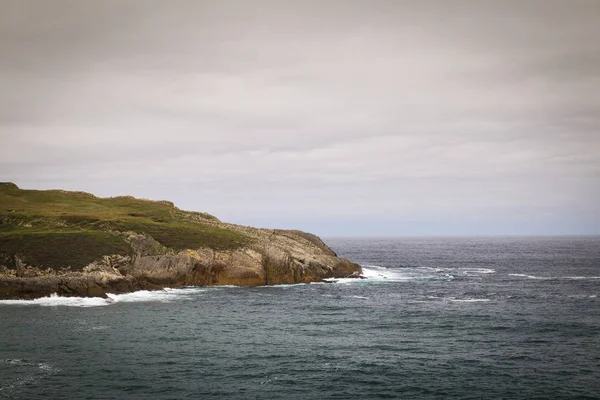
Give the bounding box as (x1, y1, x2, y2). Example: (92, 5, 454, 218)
(1, 237, 599, 399)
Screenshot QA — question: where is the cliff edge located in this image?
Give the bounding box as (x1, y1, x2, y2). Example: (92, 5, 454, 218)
(0, 182, 361, 299)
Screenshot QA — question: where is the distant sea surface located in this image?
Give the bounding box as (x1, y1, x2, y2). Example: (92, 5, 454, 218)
(1, 237, 599, 399)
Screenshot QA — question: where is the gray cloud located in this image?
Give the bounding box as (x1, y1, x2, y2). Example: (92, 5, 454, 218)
(1, 0, 599, 235)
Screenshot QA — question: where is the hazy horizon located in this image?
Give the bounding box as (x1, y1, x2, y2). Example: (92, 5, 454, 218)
(1, 1, 599, 236)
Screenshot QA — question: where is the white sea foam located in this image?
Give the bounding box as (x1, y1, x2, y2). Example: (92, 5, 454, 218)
(0, 293, 111, 307)
(0, 359, 58, 393)
(0, 287, 208, 307)
(359, 265, 417, 282)
(461, 268, 496, 274)
(323, 265, 455, 284)
(509, 273, 543, 279)
(0, 266, 458, 306)
(449, 298, 491, 302)
(509, 274, 600, 281)
(2, 359, 26, 366)
(564, 276, 600, 280)
(364, 265, 454, 282)
(37, 363, 54, 372)
(361, 265, 396, 280)
(107, 288, 204, 303)
(418, 267, 495, 275)
(258, 283, 309, 289)
(91, 325, 111, 330)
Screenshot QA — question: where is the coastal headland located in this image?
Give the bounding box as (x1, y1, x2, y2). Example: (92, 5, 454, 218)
(0, 182, 361, 299)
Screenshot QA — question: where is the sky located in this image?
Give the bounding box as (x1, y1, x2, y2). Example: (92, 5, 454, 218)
(1, 0, 599, 236)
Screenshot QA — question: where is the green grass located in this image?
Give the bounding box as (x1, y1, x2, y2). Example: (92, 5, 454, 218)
(1, 184, 175, 222)
(0, 182, 253, 269)
(105, 219, 251, 250)
(0, 230, 132, 270)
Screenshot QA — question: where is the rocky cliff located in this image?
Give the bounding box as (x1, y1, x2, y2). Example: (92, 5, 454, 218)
(0, 183, 361, 299)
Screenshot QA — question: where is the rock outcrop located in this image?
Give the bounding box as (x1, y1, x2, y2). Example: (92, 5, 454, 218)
(0, 229, 361, 299)
(0, 183, 362, 299)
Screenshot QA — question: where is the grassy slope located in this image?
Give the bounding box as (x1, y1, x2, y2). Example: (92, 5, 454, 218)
(0, 182, 252, 270)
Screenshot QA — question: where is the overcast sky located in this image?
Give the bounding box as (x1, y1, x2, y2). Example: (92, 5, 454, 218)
(1, 0, 599, 236)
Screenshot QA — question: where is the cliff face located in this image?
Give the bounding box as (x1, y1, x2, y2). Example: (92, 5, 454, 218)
(0, 183, 361, 299)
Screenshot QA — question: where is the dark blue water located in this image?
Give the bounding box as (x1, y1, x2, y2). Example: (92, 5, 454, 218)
(1, 237, 599, 399)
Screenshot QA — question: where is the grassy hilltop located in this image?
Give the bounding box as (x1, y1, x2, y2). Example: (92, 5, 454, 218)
(0, 182, 252, 270)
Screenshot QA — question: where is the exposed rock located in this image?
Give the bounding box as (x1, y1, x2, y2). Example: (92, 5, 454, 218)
(0, 227, 362, 299)
(123, 232, 169, 257)
(0, 186, 362, 299)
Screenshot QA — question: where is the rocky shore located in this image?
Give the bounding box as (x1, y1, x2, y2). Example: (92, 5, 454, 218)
(0, 183, 361, 299)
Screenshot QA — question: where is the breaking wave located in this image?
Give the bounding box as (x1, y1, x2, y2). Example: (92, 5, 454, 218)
(0, 287, 208, 308)
(323, 265, 455, 284)
(449, 298, 491, 302)
(509, 274, 600, 280)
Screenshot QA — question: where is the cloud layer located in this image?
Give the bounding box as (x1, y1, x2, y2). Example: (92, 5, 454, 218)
(1, 0, 599, 235)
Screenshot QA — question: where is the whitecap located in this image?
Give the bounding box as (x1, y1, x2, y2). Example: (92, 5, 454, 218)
(37, 363, 56, 372)
(462, 268, 496, 274)
(359, 265, 416, 282)
(0, 287, 208, 307)
(508, 273, 546, 280)
(509, 274, 600, 281)
(0, 293, 111, 307)
(449, 298, 491, 302)
(324, 265, 456, 284)
(257, 283, 308, 289)
(2, 359, 25, 366)
(211, 285, 241, 288)
(107, 287, 206, 303)
(564, 276, 600, 280)
(0, 359, 57, 394)
(91, 326, 111, 330)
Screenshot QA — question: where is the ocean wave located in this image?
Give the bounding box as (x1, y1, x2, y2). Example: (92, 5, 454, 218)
(509, 274, 600, 281)
(107, 287, 206, 303)
(0, 293, 112, 307)
(360, 265, 454, 282)
(257, 283, 310, 288)
(449, 298, 491, 302)
(423, 296, 491, 303)
(321, 265, 456, 285)
(461, 268, 496, 274)
(0, 287, 208, 307)
(508, 273, 543, 279)
(564, 276, 600, 280)
(417, 266, 496, 276)
(0, 359, 56, 372)
(0, 359, 58, 394)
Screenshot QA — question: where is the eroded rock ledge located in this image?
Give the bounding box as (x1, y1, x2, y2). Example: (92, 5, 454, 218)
(0, 183, 361, 299)
(0, 229, 361, 299)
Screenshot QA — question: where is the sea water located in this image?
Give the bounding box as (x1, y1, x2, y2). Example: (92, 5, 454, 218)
(1, 237, 599, 399)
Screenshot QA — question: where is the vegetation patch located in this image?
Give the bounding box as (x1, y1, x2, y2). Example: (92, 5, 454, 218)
(0, 183, 254, 269)
(0, 230, 132, 270)
(106, 220, 251, 250)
